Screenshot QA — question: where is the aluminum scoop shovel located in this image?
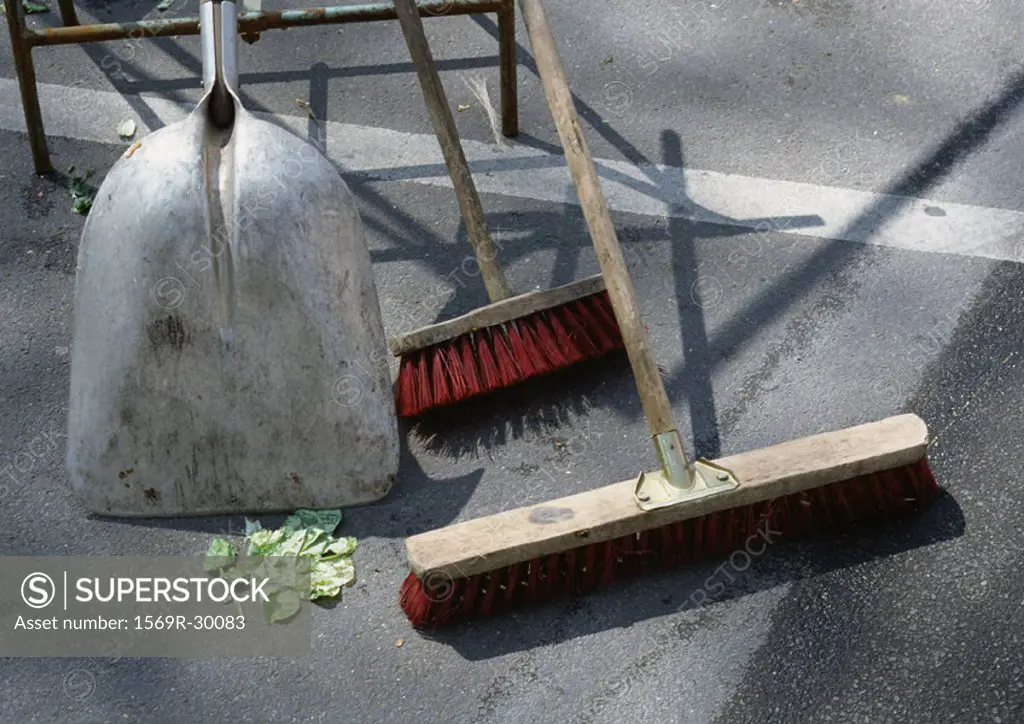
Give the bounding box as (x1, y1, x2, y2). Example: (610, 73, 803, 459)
(66, 0, 399, 516)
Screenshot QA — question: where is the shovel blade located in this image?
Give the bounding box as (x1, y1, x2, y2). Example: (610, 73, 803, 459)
(67, 104, 399, 516)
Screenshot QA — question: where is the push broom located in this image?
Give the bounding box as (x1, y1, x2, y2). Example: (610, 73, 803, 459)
(391, 0, 624, 418)
(398, 0, 940, 628)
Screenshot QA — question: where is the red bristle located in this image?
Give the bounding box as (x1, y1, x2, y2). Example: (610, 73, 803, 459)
(443, 343, 468, 401)
(395, 356, 420, 417)
(580, 544, 597, 591)
(503, 563, 521, 609)
(740, 506, 755, 549)
(395, 290, 630, 418)
(545, 310, 585, 365)
(434, 578, 462, 625)
(527, 315, 569, 368)
(429, 346, 453, 409)
(727, 510, 742, 551)
(905, 460, 924, 494)
(572, 297, 618, 352)
(589, 292, 620, 333)
(600, 539, 616, 588)
(706, 513, 722, 556)
(544, 554, 559, 599)
(771, 497, 788, 531)
(669, 521, 683, 565)
(598, 296, 625, 350)
(400, 459, 941, 629)
(619, 534, 637, 578)
(458, 336, 484, 397)
(795, 494, 811, 529)
(705, 512, 720, 557)
(476, 332, 502, 392)
(672, 519, 685, 564)
(398, 351, 430, 418)
(527, 558, 541, 599)
(398, 572, 430, 627)
(820, 486, 843, 526)
(557, 304, 600, 357)
(415, 352, 431, 415)
(516, 320, 555, 375)
(783, 497, 798, 530)
(478, 572, 499, 617)
(563, 549, 577, 595)
(622, 536, 638, 577)
(395, 288, 632, 418)
(457, 575, 481, 619)
(721, 509, 738, 556)
(855, 477, 877, 515)
(809, 489, 828, 528)
(871, 471, 896, 515)
(704, 512, 720, 557)
(636, 530, 652, 574)
(505, 322, 541, 378)
(795, 492, 814, 530)
(491, 328, 522, 388)
(722, 509, 739, 554)
(908, 457, 932, 499)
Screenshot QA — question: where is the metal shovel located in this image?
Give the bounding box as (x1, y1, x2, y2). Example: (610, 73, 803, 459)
(66, 0, 399, 516)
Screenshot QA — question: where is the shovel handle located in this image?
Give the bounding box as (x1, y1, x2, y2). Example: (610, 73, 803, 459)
(200, 0, 238, 129)
(516, 0, 675, 437)
(394, 0, 513, 303)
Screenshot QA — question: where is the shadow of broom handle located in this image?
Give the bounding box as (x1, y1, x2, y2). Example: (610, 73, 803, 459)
(393, 0, 514, 303)
(516, 0, 677, 440)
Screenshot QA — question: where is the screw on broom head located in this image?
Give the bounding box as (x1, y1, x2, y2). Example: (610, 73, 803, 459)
(398, 415, 940, 629)
(391, 276, 624, 418)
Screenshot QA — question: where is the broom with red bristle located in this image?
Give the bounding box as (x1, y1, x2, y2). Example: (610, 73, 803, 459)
(391, 0, 624, 419)
(397, 0, 941, 629)
(399, 436, 938, 629)
(391, 279, 624, 418)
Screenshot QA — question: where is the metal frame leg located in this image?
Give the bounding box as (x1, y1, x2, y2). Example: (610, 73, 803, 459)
(498, 0, 518, 136)
(57, 0, 80, 26)
(5, 0, 52, 174)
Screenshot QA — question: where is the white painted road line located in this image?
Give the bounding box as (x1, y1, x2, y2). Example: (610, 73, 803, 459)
(2, 78, 1024, 263)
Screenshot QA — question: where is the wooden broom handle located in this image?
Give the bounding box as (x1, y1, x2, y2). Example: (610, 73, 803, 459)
(393, 0, 513, 303)
(517, 0, 675, 436)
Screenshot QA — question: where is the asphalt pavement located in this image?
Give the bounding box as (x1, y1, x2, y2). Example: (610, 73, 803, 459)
(1, 1, 1023, 722)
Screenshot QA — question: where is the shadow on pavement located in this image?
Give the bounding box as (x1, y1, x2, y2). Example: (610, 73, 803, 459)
(709, 256, 1024, 722)
(77, 419, 488, 541)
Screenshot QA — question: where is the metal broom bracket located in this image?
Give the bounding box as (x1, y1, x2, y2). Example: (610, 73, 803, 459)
(633, 429, 739, 511)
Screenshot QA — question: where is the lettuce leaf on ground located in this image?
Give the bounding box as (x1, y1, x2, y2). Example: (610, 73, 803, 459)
(203, 508, 358, 624)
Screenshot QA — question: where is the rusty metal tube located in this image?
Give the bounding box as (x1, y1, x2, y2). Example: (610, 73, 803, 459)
(498, 0, 518, 137)
(5, 0, 51, 173)
(26, 0, 503, 47)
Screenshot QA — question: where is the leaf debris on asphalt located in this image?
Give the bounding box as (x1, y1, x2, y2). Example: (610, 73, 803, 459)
(117, 119, 137, 140)
(1, 2, 50, 14)
(66, 166, 94, 216)
(295, 99, 317, 121)
(204, 509, 358, 624)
